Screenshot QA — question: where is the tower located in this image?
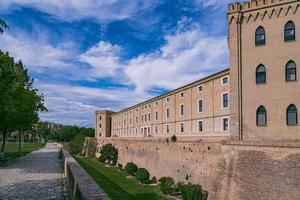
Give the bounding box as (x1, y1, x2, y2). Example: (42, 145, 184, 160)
(95, 110, 115, 139)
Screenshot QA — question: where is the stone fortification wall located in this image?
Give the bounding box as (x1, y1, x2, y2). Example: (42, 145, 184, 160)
(96, 138, 300, 200)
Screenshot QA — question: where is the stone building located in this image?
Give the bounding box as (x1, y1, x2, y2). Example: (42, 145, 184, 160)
(95, 0, 300, 142)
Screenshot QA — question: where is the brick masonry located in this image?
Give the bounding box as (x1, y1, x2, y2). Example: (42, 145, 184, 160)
(96, 138, 300, 200)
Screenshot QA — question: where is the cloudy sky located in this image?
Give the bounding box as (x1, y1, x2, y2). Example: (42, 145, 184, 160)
(0, 0, 240, 127)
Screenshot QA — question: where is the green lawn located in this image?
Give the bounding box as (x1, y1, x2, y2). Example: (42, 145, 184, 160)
(0, 142, 45, 167)
(74, 155, 170, 200)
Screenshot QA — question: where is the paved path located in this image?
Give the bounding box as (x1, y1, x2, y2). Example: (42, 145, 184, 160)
(0, 143, 68, 200)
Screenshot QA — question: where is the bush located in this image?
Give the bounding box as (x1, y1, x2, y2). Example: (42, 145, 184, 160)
(136, 168, 150, 183)
(99, 144, 118, 166)
(171, 135, 177, 142)
(179, 183, 203, 200)
(69, 133, 86, 154)
(151, 176, 157, 184)
(158, 177, 175, 194)
(124, 162, 138, 176)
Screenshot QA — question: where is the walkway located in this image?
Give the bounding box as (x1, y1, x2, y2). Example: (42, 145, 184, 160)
(0, 143, 67, 200)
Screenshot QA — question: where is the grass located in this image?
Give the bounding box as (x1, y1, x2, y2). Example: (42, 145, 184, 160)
(0, 142, 45, 167)
(74, 155, 170, 200)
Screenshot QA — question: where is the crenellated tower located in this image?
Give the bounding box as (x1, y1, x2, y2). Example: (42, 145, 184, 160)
(228, 0, 300, 141)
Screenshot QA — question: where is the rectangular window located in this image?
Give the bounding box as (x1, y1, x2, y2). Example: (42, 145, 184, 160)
(198, 85, 203, 92)
(222, 93, 229, 109)
(148, 113, 151, 121)
(180, 92, 184, 98)
(141, 128, 143, 134)
(166, 108, 170, 118)
(166, 97, 169, 103)
(180, 123, 184, 133)
(180, 104, 184, 116)
(223, 118, 229, 132)
(198, 120, 203, 132)
(166, 125, 169, 134)
(155, 101, 158, 105)
(155, 111, 158, 120)
(136, 116, 138, 123)
(222, 76, 229, 85)
(130, 118, 132, 124)
(155, 126, 158, 134)
(198, 100, 203, 113)
(142, 115, 144, 122)
(145, 114, 147, 122)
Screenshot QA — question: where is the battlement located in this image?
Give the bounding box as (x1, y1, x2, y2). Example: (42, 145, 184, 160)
(228, 0, 297, 13)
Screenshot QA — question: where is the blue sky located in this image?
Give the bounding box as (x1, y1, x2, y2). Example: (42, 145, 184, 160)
(0, 0, 241, 127)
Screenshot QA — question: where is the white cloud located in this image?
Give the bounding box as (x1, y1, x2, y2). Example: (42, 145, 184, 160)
(37, 82, 152, 127)
(0, 0, 160, 22)
(80, 41, 123, 77)
(0, 31, 76, 70)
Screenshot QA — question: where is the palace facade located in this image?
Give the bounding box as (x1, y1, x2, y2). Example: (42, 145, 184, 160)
(95, 0, 300, 142)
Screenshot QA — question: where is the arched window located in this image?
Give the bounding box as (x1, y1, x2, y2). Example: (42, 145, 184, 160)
(257, 106, 267, 126)
(287, 104, 298, 125)
(256, 64, 266, 84)
(284, 21, 295, 42)
(255, 26, 265, 46)
(286, 61, 297, 81)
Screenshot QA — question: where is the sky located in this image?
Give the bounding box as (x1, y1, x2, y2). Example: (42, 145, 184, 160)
(0, 0, 241, 127)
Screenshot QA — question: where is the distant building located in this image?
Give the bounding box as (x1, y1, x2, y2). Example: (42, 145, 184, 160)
(95, 0, 300, 142)
(46, 122, 63, 132)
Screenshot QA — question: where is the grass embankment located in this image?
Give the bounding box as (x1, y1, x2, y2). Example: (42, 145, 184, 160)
(0, 142, 45, 167)
(74, 155, 170, 200)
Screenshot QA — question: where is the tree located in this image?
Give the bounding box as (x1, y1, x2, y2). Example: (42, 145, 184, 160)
(0, 51, 47, 153)
(99, 144, 118, 166)
(0, 19, 9, 34)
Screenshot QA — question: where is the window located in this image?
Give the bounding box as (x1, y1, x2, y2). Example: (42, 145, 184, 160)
(256, 64, 266, 84)
(180, 123, 184, 133)
(155, 101, 158, 105)
(124, 120, 126, 125)
(198, 100, 204, 113)
(148, 104, 150, 108)
(257, 106, 267, 126)
(284, 21, 295, 42)
(148, 113, 151, 121)
(222, 76, 229, 85)
(198, 120, 203, 132)
(155, 111, 158, 120)
(130, 118, 132, 124)
(142, 115, 144, 122)
(222, 93, 229, 109)
(148, 127, 150, 134)
(166, 97, 169, 103)
(145, 114, 147, 122)
(255, 26, 265, 46)
(286, 61, 297, 81)
(287, 104, 298, 125)
(180, 92, 184, 98)
(222, 118, 229, 132)
(180, 104, 184, 116)
(99, 116, 102, 120)
(198, 85, 203, 92)
(166, 108, 170, 118)
(136, 116, 138, 123)
(166, 125, 169, 134)
(155, 126, 158, 134)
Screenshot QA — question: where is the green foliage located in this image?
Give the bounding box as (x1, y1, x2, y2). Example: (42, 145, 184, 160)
(136, 168, 150, 183)
(49, 125, 95, 142)
(171, 135, 177, 142)
(0, 19, 9, 34)
(124, 162, 138, 176)
(0, 51, 46, 153)
(99, 144, 118, 166)
(69, 133, 86, 154)
(158, 177, 175, 194)
(179, 183, 203, 200)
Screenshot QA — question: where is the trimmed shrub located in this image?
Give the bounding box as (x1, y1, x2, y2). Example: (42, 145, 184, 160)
(179, 183, 203, 200)
(171, 135, 177, 142)
(136, 168, 150, 183)
(158, 177, 175, 194)
(124, 162, 138, 176)
(202, 190, 209, 200)
(99, 144, 118, 166)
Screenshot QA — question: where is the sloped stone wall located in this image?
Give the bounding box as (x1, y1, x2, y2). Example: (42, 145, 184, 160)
(96, 138, 300, 200)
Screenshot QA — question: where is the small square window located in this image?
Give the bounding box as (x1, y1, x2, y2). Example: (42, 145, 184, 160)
(155, 101, 158, 105)
(166, 97, 169, 102)
(180, 92, 184, 98)
(222, 77, 229, 85)
(198, 85, 203, 92)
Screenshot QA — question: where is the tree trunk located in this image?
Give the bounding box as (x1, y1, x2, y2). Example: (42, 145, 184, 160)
(0, 132, 7, 153)
(18, 131, 21, 154)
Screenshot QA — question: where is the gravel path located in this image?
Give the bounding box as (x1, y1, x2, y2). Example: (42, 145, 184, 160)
(0, 143, 68, 200)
